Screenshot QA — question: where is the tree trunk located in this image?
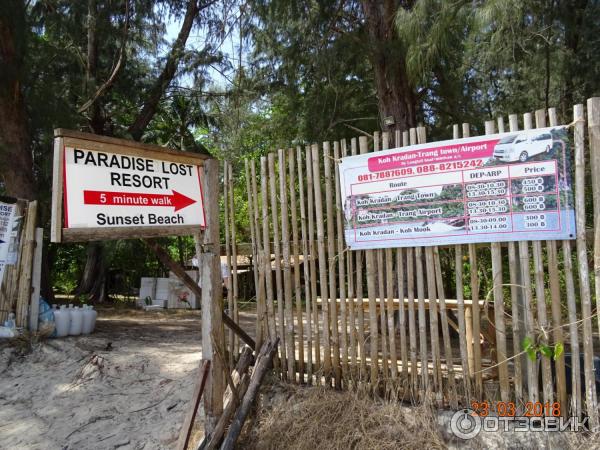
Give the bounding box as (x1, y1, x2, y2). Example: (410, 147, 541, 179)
(0, 0, 35, 200)
(361, 0, 417, 132)
(128, 0, 200, 141)
(75, 0, 202, 302)
(73, 242, 107, 302)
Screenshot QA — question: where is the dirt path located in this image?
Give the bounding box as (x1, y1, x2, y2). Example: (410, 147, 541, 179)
(0, 308, 206, 450)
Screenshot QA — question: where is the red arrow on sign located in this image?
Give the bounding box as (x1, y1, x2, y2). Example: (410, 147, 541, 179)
(83, 190, 197, 212)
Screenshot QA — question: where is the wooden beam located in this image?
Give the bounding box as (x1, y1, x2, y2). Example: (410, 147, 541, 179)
(143, 238, 255, 350)
(175, 360, 211, 450)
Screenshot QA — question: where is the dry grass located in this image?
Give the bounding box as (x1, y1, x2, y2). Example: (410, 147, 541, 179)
(241, 378, 445, 450)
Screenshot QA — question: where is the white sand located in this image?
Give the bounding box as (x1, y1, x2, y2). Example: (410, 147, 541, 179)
(0, 309, 204, 450)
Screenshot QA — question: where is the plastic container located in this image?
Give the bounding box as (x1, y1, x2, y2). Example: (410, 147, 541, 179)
(81, 305, 96, 334)
(68, 306, 83, 336)
(4, 312, 16, 329)
(54, 305, 70, 337)
(88, 306, 97, 333)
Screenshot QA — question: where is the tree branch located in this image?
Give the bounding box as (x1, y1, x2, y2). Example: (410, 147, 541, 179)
(128, 0, 209, 141)
(78, 0, 130, 114)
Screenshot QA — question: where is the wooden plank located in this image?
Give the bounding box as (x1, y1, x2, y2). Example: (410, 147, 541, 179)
(306, 145, 320, 380)
(200, 158, 225, 435)
(289, 148, 304, 382)
(312, 143, 332, 383)
(574, 103, 599, 426)
(279, 149, 295, 382)
(16, 201, 37, 327)
(61, 225, 204, 242)
(50, 137, 64, 243)
(269, 152, 287, 376)
(260, 157, 277, 343)
(28, 228, 44, 331)
(359, 136, 379, 384)
(203, 347, 254, 450)
(55, 128, 209, 162)
(334, 141, 349, 382)
(297, 146, 312, 383)
(221, 339, 279, 450)
(324, 141, 341, 387)
(175, 360, 211, 450)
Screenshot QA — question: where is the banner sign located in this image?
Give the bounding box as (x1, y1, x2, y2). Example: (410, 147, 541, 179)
(0, 200, 17, 284)
(339, 126, 576, 249)
(52, 129, 209, 242)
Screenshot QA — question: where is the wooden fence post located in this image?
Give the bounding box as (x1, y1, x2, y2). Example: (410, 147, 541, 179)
(200, 158, 225, 436)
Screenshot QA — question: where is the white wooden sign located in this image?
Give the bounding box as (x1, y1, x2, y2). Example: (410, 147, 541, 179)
(51, 129, 210, 242)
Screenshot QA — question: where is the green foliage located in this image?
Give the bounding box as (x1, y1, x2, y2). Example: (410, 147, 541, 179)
(522, 336, 564, 362)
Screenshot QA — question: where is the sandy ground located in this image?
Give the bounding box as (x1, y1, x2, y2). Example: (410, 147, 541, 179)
(0, 308, 208, 450)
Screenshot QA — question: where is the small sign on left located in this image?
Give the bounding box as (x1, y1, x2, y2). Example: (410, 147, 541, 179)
(51, 129, 210, 242)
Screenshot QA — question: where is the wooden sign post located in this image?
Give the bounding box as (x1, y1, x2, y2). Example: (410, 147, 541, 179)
(50, 129, 228, 437)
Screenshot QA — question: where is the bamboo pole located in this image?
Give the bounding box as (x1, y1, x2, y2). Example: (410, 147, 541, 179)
(415, 245, 428, 393)
(547, 107, 568, 415)
(269, 152, 287, 376)
(462, 123, 482, 397)
(373, 132, 389, 378)
(433, 247, 457, 406)
(587, 97, 600, 340)
(381, 132, 398, 380)
(359, 135, 379, 384)
(533, 110, 554, 406)
(223, 162, 234, 365)
(228, 162, 239, 356)
(406, 247, 418, 392)
(574, 103, 599, 427)
(288, 149, 303, 381)
(297, 146, 312, 383)
(312, 143, 333, 383)
(396, 248, 408, 381)
(454, 245, 471, 401)
(484, 119, 509, 402)
(425, 247, 442, 393)
(260, 157, 276, 345)
(246, 160, 264, 349)
(345, 139, 358, 378)
(279, 147, 295, 382)
(334, 141, 349, 382)
(306, 144, 320, 380)
(324, 141, 341, 388)
(507, 241, 523, 403)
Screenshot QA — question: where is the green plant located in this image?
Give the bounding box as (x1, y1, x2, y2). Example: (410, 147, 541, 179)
(522, 336, 564, 362)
